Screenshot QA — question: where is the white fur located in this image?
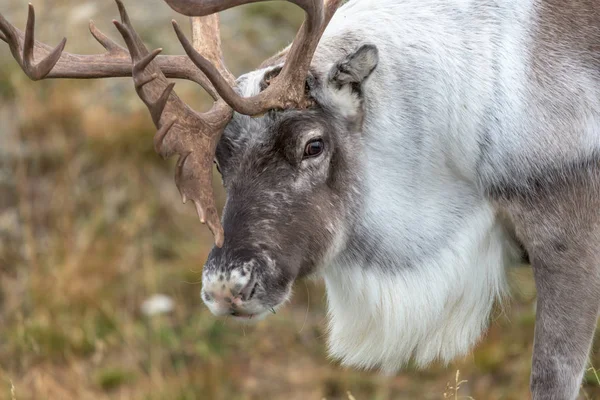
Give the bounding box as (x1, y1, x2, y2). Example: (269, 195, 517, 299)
(310, 0, 539, 370)
(232, 0, 600, 373)
(323, 203, 518, 372)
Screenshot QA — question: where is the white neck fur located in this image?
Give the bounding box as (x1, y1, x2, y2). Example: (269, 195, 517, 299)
(323, 204, 518, 372)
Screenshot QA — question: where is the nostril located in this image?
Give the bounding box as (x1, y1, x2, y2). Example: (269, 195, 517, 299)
(244, 282, 258, 301)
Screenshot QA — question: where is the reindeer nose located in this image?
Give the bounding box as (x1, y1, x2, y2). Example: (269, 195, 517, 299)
(201, 263, 256, 316)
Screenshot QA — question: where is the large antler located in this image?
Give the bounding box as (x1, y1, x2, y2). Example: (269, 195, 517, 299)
(111, 0, 232, 247)
(0, 4, 219, 98)
(164, 0, 342, 116)
(1, 0, 342, 247)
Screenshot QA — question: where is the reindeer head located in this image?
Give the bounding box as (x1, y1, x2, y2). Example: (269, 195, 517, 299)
(204, 44, 379, 319)
(0, 0, 378, 321)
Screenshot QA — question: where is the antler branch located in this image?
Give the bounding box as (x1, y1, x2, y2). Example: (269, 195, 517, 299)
(112, 0, 231, 247)
(164, 0, 341, 116)
(0, 4, 218, 98)
(1, 0, 343, 246)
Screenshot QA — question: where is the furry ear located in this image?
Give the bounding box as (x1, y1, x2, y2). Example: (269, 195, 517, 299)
(259, 65, 283, 92)
(328, 44, 379, 88)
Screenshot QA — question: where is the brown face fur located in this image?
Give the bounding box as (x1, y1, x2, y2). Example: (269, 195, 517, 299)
(199, 45, 379, 320)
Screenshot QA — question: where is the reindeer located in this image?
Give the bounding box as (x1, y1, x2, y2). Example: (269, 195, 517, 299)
(2, 0, 599, 398)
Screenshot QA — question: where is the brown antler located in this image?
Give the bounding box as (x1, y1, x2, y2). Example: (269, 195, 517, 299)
(0, 4, 219, 98)
(112, 0, 231, 247)
(164, 0, 342, 116)
(1, 0, 342, 247)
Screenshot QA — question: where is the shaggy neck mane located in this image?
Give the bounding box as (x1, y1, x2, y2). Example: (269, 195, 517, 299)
(310, 0, 530, 371)
(323, 205, 517, 372)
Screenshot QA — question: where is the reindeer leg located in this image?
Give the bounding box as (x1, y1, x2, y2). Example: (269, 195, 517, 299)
(493, 163, 600, 400)
(528, 253, 600, 400)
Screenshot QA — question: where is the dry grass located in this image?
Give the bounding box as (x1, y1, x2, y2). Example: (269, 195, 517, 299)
(0, 1, 599, 399)
(443, 371, 474, 400)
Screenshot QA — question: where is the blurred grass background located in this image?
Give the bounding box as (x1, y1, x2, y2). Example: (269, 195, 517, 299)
(0, 0, 598, 399)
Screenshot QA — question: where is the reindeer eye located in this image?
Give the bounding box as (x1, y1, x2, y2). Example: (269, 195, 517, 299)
(303, 139, 324, 158)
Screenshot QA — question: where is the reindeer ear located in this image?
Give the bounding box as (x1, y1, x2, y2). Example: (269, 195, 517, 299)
(328, 44, 379, 88)
(260, 65, 283, 91)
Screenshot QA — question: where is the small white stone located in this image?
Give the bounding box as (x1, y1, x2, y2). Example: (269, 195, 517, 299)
(141, 294, 175, 316)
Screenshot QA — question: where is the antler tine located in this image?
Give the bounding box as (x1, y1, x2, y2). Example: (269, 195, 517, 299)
(173, 20, 241, 107)
(323, 0, 342, 32)
(0, 4, 67, 80)
(0, 4, 218, 97)
(259, 0, 341, 69)
(112, 0, 232, 247)
(190, 15, 235, 87)
(89, 20, 126, 53)
(164, 0, 319, 19)
(165, 0, 335, 116)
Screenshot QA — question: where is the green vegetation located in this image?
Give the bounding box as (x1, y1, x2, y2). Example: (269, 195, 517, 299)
(96, 367, 137, 391)
(0, 1, 598, 399)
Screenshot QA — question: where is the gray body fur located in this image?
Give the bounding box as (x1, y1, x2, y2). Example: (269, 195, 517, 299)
(201, 1, 600, 399)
